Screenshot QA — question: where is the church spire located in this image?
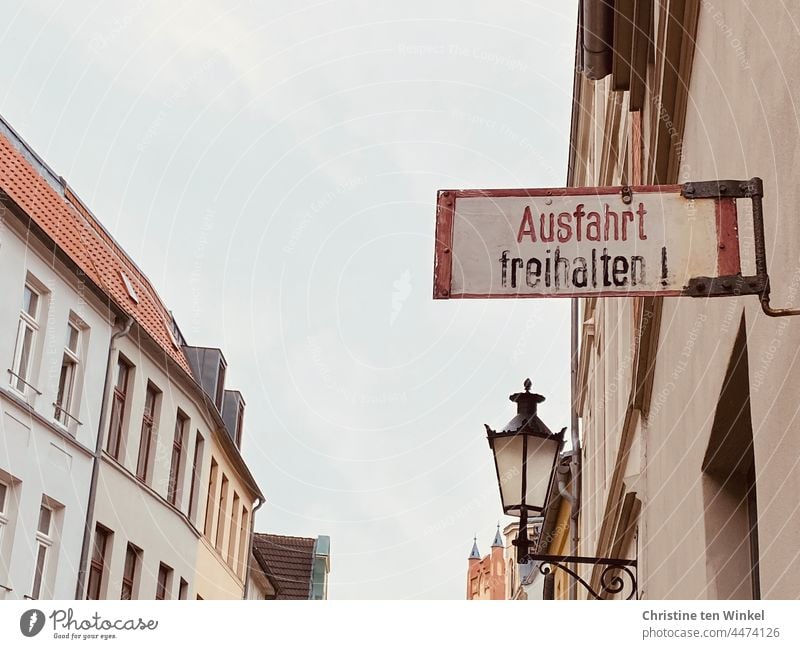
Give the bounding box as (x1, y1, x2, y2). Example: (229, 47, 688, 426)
(492, 523, 504, 548)
(469, 536, 480, 560)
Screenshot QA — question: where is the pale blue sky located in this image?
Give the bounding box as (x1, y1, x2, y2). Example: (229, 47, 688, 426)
(0, 0, 577, 598)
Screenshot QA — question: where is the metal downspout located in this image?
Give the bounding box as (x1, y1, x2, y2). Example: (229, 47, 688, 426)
(74, 316, 133, 599)
(580, 0, 614, 80)
(242, 497, 264, 599)
(569, 298, 582, 600)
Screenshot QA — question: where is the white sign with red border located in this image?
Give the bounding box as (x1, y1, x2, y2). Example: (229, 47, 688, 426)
(433, 184, 746, 299)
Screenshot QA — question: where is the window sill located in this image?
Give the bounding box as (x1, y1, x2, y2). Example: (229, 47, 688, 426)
(52, 419, 79, 438)
(53, 404, 83, 429)
(0, 386, 94, 458)
(6, 369, 42, 396)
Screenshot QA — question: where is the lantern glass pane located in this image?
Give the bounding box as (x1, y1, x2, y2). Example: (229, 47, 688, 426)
(525, 435, 561, 511)
(494, 435, 524, 513)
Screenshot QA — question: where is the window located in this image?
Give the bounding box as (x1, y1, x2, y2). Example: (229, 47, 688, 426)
(55, 322, 82, 428)
(107, 357, 131, 461)
(136, 384, 159, 482)
(235, 402, 244, 447)
(167, 411, 188, 506)
(10, 283, 41, 395)
(86, 525, 110, 600)
(166, 316, 182, 349)
(0, 483, 7, 542)
(119, 270, 139, 304)
(227, 493, 240, 566)
(0, 482, 8, 582)
(204, 459, 218, 538)
(237, 506, 249, 578)
(215, 360, 225, 410)
(31, 502, 53, 599)
(188, 432, 204, 524)
(156, 563, 172, 600)
(120, 544, 140, 600)
(215, 475, 229, 550)
(178, 578, 188, 600)
(702, 317, 760, 599)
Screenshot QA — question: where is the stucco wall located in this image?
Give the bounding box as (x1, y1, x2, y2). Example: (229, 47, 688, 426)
(0, 215, 112, 599)
(89, 333, 225, 600)
(649, 0, 800, 599)
(588, 2, 800, 599)
(194, 437, 255, 600)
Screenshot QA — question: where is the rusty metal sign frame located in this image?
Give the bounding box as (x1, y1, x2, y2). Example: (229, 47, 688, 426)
(433, 176, 800, 316)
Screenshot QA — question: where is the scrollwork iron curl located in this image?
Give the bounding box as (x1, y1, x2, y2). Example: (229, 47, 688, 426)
(534, 558, 637, 600)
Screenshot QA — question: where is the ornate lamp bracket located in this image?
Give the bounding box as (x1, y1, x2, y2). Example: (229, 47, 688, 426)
(521, 553, 638, 600)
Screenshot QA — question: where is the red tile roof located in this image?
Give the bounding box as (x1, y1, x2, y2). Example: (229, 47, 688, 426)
(252, 533, 316, 600)
(0, 131, 192, 375)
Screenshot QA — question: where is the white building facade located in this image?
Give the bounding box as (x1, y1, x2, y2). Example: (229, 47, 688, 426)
(0, 120, 115, 599)
(0, 115, 263, 601)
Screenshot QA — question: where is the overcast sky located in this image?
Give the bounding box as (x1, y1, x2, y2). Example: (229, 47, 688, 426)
(1, 0, 577, 599)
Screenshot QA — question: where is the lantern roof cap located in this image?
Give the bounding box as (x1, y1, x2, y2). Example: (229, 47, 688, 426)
(509, 378, 545, 415)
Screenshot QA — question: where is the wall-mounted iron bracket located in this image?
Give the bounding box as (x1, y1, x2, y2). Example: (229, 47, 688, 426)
(521, 553, 638, 600)
(681, 177, 800, 317)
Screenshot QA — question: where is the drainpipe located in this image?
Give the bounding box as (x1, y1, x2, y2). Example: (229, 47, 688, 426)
(242, 496, 264, 599)
(556, 462, 576, 600)
(580, 0, 614, 81)
(569, 297, 582, 599)
(75, 315, 133, 599)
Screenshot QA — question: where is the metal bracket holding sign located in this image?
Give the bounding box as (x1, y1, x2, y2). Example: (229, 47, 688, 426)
(433, 177, 800, 316)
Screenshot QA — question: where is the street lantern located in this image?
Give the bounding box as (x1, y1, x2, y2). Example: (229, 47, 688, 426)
(484, 379, 639, 599)
(485, 378, 566, 563)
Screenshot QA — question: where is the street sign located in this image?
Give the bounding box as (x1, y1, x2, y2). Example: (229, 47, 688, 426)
(433, 179, 768, 301)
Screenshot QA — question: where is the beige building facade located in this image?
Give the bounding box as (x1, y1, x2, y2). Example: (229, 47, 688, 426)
(570, 0, 800, 599)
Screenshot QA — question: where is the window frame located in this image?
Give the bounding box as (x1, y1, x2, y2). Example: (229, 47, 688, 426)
(155, 563, 172, 600)
(54, 321, 82, 429)
(0, 480, 12, 588)
(30, 503, 53, 599)
(10, 283, 42, 396)
(106, 356, 132, 461)
(214, 361, 226, 410)
(187, 432, 204, 524)
(120, 543, 140, 600)
(136, 383, 160, 482)
(86, 525, 110, 600)
(167, 410, 188, 506)
(235, 402, 244, 447)
(204, 459, 218, 538)
(215, 475, 229, 550)
(226, 492, 240, 566)
(0, 481, 7, 517)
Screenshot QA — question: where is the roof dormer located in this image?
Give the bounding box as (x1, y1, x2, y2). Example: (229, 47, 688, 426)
(182, 346, 227, 412)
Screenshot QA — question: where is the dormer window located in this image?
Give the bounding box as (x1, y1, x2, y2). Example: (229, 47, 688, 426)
(235, 402, 244, 447)
(215, 360, 225, 411)
(166, 313, 184, 349)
